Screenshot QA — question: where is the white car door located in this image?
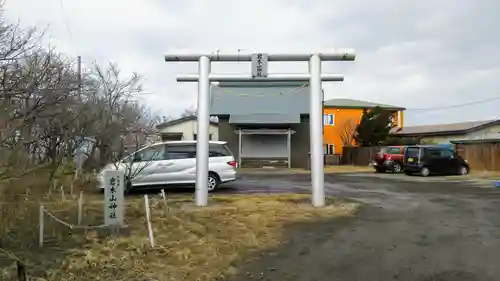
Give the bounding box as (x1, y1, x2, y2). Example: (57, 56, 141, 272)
(162, 143, 197, 184)
(128, 144, 168, 186)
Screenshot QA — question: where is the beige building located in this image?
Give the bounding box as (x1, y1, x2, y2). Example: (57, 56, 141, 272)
(391, 119, 500, 144)
(156, 116, 219, 141)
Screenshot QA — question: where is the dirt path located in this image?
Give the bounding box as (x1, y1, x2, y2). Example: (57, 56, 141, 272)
(223, 173, 500, 281)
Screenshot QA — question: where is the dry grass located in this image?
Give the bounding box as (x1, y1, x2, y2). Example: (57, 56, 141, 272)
(238, 165, 373, 174)
(324, 165, 372, 173)
(0, 176, 359, 281)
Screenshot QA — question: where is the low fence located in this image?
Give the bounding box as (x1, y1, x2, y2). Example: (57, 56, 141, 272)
(325, 154, 341, 165)
(341, 146, 380, 166)
(455, 143, 500, 171)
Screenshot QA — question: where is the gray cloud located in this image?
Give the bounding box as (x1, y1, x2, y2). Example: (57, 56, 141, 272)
(4, 0, 500, 125)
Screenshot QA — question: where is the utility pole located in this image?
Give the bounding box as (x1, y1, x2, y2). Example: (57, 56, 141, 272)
(74, 55, 83, 181)
(77, 56, 82, 98)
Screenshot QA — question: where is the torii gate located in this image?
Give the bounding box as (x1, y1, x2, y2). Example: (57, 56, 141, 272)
(164, 50, 356, 207)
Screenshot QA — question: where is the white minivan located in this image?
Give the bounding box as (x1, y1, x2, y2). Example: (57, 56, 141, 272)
(97, 141, 237, 193)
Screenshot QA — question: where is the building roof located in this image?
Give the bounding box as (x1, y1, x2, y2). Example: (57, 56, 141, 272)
(229, 113, 300, 124)
(210, 82, 310, 124)
(156, 115, 218, 129)
(391, 119, 500, 137)
(323, 98, 405, 110)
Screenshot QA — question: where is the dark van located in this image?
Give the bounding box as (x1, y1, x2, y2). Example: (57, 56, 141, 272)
(403, 145, 470, 176)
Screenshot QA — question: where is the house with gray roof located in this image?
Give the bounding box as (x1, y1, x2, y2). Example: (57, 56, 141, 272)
(156, 115, 219, 141)
(323, 98, 406, 111)
(391, 119, 500, 144)
(210, 82, 310, 168)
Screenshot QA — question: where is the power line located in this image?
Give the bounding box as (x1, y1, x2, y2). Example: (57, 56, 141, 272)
(58, 0, 74, 42)
(405, 95, 500, 113)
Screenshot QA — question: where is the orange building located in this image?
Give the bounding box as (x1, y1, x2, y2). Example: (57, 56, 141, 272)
(323, 98, 406, 155)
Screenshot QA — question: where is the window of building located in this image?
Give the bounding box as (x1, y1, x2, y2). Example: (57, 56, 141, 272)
(324, 144, 335, 155)
(193, 134, 212, 140)
(323, 114, 334, 126)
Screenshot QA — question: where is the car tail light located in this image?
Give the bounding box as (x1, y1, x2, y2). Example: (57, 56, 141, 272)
(227, 161, 237, 167)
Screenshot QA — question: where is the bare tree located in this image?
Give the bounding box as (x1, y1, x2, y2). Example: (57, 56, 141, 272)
(0, 1, 161, 185)
(338, 118, 357, 147)
(0, 5, 170, 257)
(80, 63, 142, 169)
(0, 7, 78, 177)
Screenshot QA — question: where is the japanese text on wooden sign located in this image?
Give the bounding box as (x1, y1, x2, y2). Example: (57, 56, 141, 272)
(251, 53, 268, 77)
(103, 170, 125, 226)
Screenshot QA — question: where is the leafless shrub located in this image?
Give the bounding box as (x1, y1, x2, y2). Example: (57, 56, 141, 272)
(338, 118, 357, 147)
(0, 1, 162, 259)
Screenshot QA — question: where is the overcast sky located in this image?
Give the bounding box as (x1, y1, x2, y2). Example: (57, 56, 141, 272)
(4, 0, 500, 126)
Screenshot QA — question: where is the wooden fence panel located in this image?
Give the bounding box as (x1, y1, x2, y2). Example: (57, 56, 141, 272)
(325, 154, 341, 165)
(455, 143, 500, 171)
(341, 146, 380, 166)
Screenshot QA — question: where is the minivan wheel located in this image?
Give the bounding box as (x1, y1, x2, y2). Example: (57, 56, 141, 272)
(392, 162, 402, 173)
(207, 173, 220, 192)
(420, 167, 430, 177)
(459, 166, 469, 175)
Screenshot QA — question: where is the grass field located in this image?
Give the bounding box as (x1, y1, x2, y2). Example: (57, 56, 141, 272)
(0, 174, 359, 281)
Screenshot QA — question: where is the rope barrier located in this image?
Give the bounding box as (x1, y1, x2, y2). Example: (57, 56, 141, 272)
(42, 207, 108, 230)
(38, 189, 168, 248)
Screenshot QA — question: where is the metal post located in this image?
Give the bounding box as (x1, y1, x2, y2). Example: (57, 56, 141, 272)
(38, 205, 44, 247)
(195, 56, 210, 206)
(77, 191, 83, 225)
(287, 129, 292, 168)
(309, 54, 325, 207)
(75, 55, 83, 180)
(238, 129, 242, 167)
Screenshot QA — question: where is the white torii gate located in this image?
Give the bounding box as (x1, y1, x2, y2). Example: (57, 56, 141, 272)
(164, 50, 356, 207)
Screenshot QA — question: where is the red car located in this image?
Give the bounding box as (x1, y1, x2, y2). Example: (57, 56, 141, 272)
(371, 146, 405, 173)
